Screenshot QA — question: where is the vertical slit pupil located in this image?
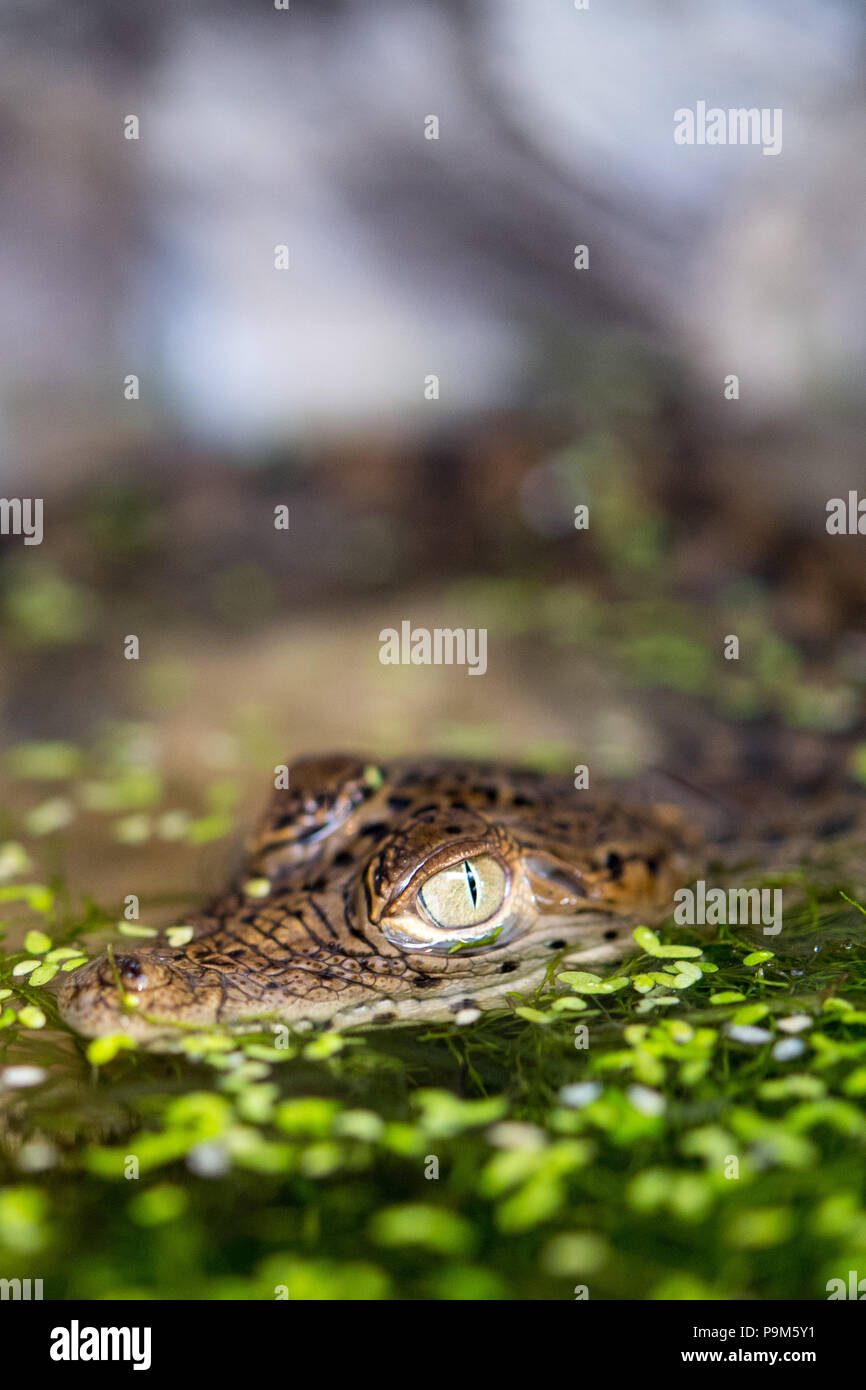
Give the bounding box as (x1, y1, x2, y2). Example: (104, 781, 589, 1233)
(464, 859, 478, 907)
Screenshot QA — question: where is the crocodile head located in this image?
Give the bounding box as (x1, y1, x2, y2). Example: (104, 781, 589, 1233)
(58, 755, 695, 1045)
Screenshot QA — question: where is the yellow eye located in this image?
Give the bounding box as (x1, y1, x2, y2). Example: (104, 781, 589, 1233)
(418, 855, 506, 929)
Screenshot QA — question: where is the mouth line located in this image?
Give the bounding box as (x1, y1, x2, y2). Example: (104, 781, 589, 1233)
(56, 905, 632, 1044)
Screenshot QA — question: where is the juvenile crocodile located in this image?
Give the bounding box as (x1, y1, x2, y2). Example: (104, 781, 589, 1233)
(59, 755, 705, 1044)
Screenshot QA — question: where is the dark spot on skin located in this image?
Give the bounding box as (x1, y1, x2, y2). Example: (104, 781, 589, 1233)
(499, 961, 518, 974)
(547, 939, 566, 949)
(818, 813, 857, 839)
(450, 800, 468, 811)
(512, 794, 534, 808)
(387, 796, 412, 812)
(372, 1011, 395, 1023)
(646, 857, 659, 876)
(115, 955, 144, 979)
(227, 948, 247, 959)
(603, 929, 618, 941)
(761, 827, 785, 845)
(361, 822, 388, 841)
(471, 785, 498, 804)
(333, 850, 354, 866)
(444, 825, 463, 835)
(293, 823, 323, 843)
(604, 851, 624, 880)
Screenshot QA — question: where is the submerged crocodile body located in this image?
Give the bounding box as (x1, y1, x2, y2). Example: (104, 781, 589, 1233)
(59, 755, 707, 1043)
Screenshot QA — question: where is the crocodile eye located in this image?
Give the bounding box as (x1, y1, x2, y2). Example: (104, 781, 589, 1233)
(419, 856, 506, 929)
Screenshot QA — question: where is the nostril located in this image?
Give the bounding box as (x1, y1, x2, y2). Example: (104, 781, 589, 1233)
(115, 955, 147, 986)
(115, 954, 142, 975)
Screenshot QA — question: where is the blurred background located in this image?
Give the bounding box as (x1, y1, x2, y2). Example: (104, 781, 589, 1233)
(0, 0, 865, 820)
(2, 0, 866, 1306)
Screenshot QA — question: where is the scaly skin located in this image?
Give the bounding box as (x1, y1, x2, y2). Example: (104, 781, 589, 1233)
(58, 755, 700, 1045)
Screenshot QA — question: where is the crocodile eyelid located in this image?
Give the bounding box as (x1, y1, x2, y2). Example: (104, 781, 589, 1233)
(381, 841, 511, 920)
